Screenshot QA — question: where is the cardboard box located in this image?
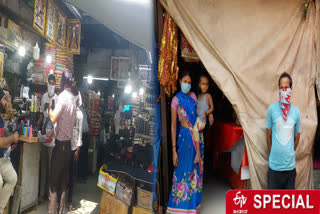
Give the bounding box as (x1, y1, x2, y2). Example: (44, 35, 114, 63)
(137, 187, 153, 210)
(99, 191, 129, 214)
(97, 164, 118, 195)
(132, 206, 152, 214)
(115, 175, 135, 206)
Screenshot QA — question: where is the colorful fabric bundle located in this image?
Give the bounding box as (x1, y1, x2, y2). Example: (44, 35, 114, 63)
(44, 43, 57, 76)
(55, 48, 74, 88)
(32, 58, 45, 84)
(158, 12, 179, 97)
(88, 91, 101, 136)
(55, 48, 74, 74)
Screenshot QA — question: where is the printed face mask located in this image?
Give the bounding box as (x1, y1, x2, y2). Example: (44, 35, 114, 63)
(181, 83, 191, 94)
(48, 84, 55, 97)
(279, 88, 292, 121)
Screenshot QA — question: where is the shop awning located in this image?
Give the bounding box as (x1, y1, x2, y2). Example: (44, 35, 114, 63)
(64, 0, 154, 52)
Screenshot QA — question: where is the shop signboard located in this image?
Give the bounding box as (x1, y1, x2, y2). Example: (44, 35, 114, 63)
(56, 10, 67, 48)
(7, 19, 22, 48)
(45, 0, 57, 43)
(67, 19, 81, 55)
(33, 0, 47, 36)
(111, 56, 131, 81)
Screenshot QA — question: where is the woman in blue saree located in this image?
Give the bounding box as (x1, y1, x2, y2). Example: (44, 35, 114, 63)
(167, 70, 204, 214)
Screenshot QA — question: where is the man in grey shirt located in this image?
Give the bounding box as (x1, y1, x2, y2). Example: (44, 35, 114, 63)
(49, 72, 76, 214)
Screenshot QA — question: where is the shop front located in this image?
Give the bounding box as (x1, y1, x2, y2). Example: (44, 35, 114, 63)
(0, 0, 157, 214)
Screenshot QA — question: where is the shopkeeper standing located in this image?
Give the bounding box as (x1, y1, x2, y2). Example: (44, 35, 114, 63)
(38, 74, 58, 201)
(49, 72, 76, 214)
(0, 90, 19, 213)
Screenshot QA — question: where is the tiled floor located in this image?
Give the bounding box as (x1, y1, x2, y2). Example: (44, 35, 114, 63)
(25, 175, 101, 214)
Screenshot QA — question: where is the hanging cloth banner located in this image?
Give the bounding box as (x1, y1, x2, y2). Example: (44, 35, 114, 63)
(158, 12, 179, 97)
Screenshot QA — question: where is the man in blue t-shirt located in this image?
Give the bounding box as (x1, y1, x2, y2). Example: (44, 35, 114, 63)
(266, 72, 301, 189)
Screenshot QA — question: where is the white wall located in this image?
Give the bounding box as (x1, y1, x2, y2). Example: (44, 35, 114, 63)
(65, 0, 154, 52)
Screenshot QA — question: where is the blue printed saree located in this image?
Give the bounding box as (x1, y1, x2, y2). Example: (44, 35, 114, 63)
(167, 92, 204, 214)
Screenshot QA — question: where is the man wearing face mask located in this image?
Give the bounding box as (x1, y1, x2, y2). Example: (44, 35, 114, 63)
(38, 74, 58, 201)
(266, 72, 301, 189)
(39, 74, 57, 128)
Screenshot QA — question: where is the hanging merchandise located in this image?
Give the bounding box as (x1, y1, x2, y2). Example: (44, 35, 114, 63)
(55, 47, 74, 88)
(32, 58, 45, 84)
(33, 42, 40, 60)
(88, 90, 101, 136)
(158, 12, 179, 97)
(44, 43, 57, 82)
(181, 32, 200, 62)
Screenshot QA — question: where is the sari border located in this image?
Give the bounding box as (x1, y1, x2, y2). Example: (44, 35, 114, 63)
(167, 204, 201, 214)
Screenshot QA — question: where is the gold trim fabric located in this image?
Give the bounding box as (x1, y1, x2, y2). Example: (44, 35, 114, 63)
(158, 12, 179, 97)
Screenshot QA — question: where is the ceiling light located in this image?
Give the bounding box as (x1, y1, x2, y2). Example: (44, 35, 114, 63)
(83, 76, 109, 81)
(125, 85, 132, 94)
(132, 92, 137, 98)
(88, 76, 93, 84)
(139, 88, 144, 95)
(46, 55, 52, 64)
(18, 46, 25, 57)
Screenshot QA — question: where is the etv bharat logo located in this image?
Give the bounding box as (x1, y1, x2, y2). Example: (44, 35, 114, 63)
(233, 191, 248, 208)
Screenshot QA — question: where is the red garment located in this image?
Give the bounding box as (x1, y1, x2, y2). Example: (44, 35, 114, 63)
(279, 88, 292, 121)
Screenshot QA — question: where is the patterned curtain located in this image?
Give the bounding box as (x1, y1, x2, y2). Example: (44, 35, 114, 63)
(158, 12, 179, 97)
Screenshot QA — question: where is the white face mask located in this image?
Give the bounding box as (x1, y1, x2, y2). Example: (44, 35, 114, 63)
(48, 84, 55, 97)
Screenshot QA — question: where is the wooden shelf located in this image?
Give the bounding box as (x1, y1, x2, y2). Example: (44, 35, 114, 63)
(135, 134, 152, 140)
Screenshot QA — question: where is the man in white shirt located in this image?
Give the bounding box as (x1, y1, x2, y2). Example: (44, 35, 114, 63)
(67, 88, 83, 211)
(38, 74, 58, 201)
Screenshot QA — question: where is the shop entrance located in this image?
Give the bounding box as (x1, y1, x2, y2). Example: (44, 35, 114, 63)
(312, 87, 320, 190)
(176, 63, 247, 213)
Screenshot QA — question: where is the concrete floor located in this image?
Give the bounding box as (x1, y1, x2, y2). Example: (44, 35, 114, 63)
(24, 162, 231, 214)
(201, 173, 231, 214)
(25, 175, 101, 214)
